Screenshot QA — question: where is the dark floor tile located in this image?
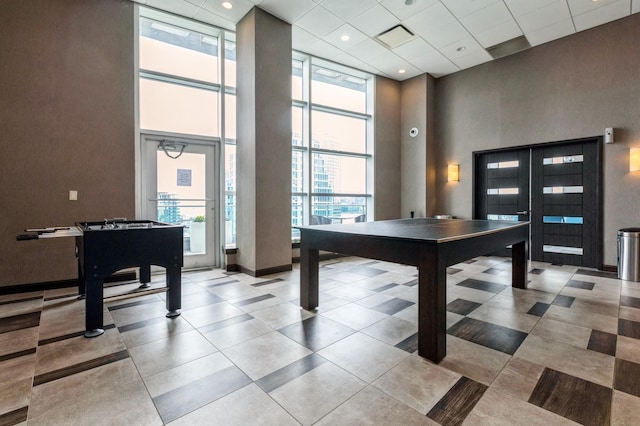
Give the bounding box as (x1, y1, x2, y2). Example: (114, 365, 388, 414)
(529, 368, 612, 426)
(39, 324, 116, 345)
(204, 279, 239, 288)
(352, 266, 386, 278)
(552, 295, 575, 308)
(0, 347, 36, 363)
(372, 283, 398, 292)
(482, 267, 504, 275)
(463, 259, 477, 264)
(278, 316, 355, 352)
(587, 330, 617, 356)
(372, 298, 414, 315)
(427, 376, 487, 425)
(620, 295, 640, 309)
(447, 267, 462, 275)
(529, 268, 545, 275)
(614, 358, 640, 398)
(566, 279, 595, 290)
(447, 317, 527, 355)
(233, 294, 275, 307)
(251, 278, 284, 287)
(0, 406, 28, 426)
(180, 291, 224, 310)
(456, 279, 507, 294)
(576, 269, 617, 279)
(527, 302, 550, 317)
(255, 353, 326, 393)
(108, 297, 161, 311)
(619, 318, 640, 340)
(395, 332, 418, 353)
(199, 313, 253, 333)
(118, 317, 171, 333)
(33, 350, 130, 386)
(0, 311, 41, 334)
(446, 299, 481, 316)
(153, 365, 252, 423)
(0, 295, 42, 306)
(403, 279, 418, 287)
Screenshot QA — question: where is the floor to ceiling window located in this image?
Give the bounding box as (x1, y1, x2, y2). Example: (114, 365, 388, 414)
(291, 56, 373, 240)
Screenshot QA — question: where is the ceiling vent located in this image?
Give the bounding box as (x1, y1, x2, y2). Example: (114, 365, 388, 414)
(375, 25, 415, 49)
(487, 35, 531, 60)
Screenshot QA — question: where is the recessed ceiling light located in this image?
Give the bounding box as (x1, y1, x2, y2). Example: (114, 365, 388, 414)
(341, 34, 350, 42)
(405, 0, 414, 5)
(456, 46, 466, 52)
(222, 1, 233, 9)
(399, 69, 406, 74)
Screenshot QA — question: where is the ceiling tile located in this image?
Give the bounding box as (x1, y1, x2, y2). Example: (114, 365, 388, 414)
(633, 0, 640, 13)
(567, 0, 625, 16)
(379, 0, 439, 21)
(404, 3, 471, 49)
(349, 4, 400, 37)
(450, 49, 493, 71)
(346, 38, 391, 63)
(146, 0, 200, 18)
(409, 50, 459, 77)
(439, 36, 485, 60)
(320, 0, 378, 21)
(292, 26, 321, 51)
(304, 38, 344, 59)
(258, 0, 317, 23)
(193, 7, 236, 29)
(572, 0, 630, 31)
(441, 0, 501, 18)
(524, 18, 575, 47)
(504, 0, 558, 17)
(331, 52, 365, 68)
(392, 37, 437, 62)
(474, 19, 522, 48)
(515, 0, 572, 33)
(325, 24, 370, 50)
(295, 4, 344, 37)
(201, 0, 255, 22)
(459, 2, 515, 34)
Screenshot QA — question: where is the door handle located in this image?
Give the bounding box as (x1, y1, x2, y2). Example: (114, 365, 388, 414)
(516, 210, 529, 215)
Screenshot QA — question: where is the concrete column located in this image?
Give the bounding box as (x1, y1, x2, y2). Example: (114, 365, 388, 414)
(236, 7, 292, 276)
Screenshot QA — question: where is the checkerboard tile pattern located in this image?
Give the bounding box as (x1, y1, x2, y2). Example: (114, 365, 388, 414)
(1, 256, 640, 424)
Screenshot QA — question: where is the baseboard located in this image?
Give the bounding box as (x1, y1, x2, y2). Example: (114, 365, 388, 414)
(601, 264, 617, 274)
(237, 263, 293, 277)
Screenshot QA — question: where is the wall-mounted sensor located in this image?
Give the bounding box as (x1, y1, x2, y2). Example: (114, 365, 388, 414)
(409, 127, 419, 138)
(605, 127, 614, 144)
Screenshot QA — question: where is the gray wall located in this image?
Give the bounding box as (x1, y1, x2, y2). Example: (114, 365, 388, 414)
(434, 13, 640, 266)
(0, 0, 135, 287)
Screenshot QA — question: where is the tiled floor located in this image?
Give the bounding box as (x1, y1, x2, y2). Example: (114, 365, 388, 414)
(2, 256, 640, 425)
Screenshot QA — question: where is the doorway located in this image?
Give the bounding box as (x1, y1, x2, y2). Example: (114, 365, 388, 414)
(141, 134, 220, 269)
(474, 137, 602, 268)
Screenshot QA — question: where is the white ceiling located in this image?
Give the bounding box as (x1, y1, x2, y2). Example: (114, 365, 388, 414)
(132, 0, 640, 80)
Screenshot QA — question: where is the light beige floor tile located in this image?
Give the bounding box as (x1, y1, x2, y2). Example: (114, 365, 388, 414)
(361, 316, 417, 345)
(619, 306, 640, 322)
(611, 390, 640, 426)
(250, 302, 314, 329)
(318, 333, 408, 383)
(316, 385, 436, 426)
(437, 336, 511, 386)
(0, 297, 42, 318)
(29, 358, 142, 418)
(119, 315, 193, 348)
(27, 378, 161, 426)
(109, 299, 170, 327)
(616, 335, 640, 364)
(201, 318, 272, 349)
(543, 305, 618, 334)
(564, 297, 619, 318)
(320, 303, 388, 330)
(514, 334, 615, 387)
(270, 362, 366, 425)
(529, 317, 592, 349)
(467, 304, 540, 333)
(222, 331, 312, 380)
(464, 388, 579, 425)
(490, 357, 545, 401)
(166, 383, 298, 425)
(373, 355, 460, 414)
(143, 352, 233, 397)
(207, 282, 262, 300)
(447, 286, 497, 304)
(355, 293, 395, 309)
(0, 291, 42, 304)
(128, 329, 217, 378)
(0, 327, 38, 357)
(180, 301, 246, 328)
(35, 328, 126, 376)
(0, 376, 31, 417)
(488, 288, 556, 312)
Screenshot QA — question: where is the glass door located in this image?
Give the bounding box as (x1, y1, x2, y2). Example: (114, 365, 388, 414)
(142, 134, 219, 269)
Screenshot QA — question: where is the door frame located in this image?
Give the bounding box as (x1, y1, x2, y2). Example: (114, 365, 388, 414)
(140, 131, 222, 269)
(472, 136, 603, 269)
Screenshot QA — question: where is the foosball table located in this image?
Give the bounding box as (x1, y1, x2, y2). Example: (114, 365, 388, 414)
(18, 219, 183, 337)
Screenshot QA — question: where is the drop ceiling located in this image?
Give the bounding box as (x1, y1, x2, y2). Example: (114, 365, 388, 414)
(131, 0, 640, 80)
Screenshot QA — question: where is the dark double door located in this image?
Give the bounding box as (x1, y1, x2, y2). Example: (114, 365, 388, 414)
(474, 137, 602, 268)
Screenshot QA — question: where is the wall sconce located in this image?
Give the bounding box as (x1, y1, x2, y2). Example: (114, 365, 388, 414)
(448, 164, 459, 182)
(631, 148, 640, 172)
